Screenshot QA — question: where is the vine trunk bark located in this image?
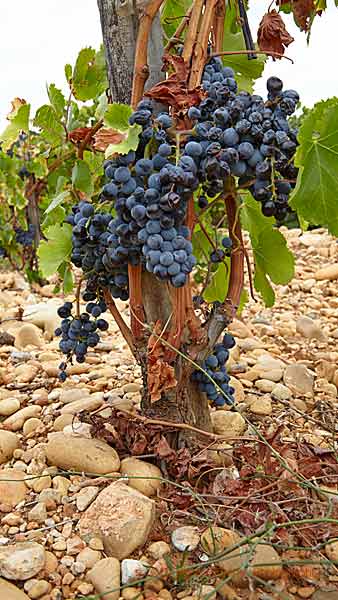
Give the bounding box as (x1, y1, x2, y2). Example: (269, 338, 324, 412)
(97, 0, 212, 442)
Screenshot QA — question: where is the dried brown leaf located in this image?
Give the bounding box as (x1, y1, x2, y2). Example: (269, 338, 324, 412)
(258, 9, 294, 58)
(93, 127, 125, 151)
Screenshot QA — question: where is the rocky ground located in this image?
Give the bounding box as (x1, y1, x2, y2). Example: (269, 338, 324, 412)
(0, 227, 337, 600)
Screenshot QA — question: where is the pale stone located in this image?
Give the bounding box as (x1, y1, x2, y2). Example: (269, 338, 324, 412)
(120, 458, 162, 497)
(77, 547, 101, 569)
(271, 383, 292, 401)
(27, 502, 47, 524)
(23, 301, 60, 340)
(171, 526, 200, 551)
(45, 433, 120, 474)
(0, 579, 30, 600)
(76, 486, 100, 511)
(255, 379, 275, 393)
(59, 388, 90, 404)
(79, 482, 155, 559)
(0, 469, 27, 507)
(0, 542, 45, 580)
(255, 354, 285, 382)
(228, 320, 252, 339)
(0, 430, 20, 463)
(301, 278, 316, 292)
(3, 406, 42, 431)
(23, 418, 43, 436)
(27, 579, 50, 599)
(53, 414, 73, 431)
(211, 411, 246, 438)
(249, 396, 272, 416)
(284, 364, 314, 396)
(314, 264, 338, 281)
(296, 316, 326, 341)
(0, 397, 20, 417)
(219, 543, 282, 584)
(200, 527, 240, 555)
(121, 559, 148, 584)
(87, 557, 120, 600)
(52, 476, 71, 496)
(15, 324, 42, 350)
(14, 364, 38, 384)
(229, 377, 245, 403)
(60, 395, 104, 415)
(207, 441, 233, 466)
(147, 541, 171, 560)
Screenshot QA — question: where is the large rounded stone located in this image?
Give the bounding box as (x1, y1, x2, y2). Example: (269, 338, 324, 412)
(79, 482, 155, 559)
(45, 433, 120, 474)
(0, 430, 20, 463)
(0, 469, 27, 507)
(200, 527, 240, 555)
(284, 364, 314, 396)
(0, 579, 30, 600)
(0, 397, 21, 417)
(120, 458, 162, 497)
(14, 324, 42, 350)
(0, 542, 45, 580)
(87, 557, 120, 600)
(211, 411, 246, 438)
(219, 543, 282, 584)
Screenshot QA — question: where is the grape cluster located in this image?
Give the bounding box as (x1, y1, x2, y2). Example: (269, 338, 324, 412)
(192, 332, 236, 407)
(15, 225, 35, 247)
(102, 102, 198, 287)
(55, 299, 108, 381)
(185, 58, 299, 221)
(66, 201, 129, 301)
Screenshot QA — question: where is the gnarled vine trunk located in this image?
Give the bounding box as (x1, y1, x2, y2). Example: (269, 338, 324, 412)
(97, 0, 246, 442)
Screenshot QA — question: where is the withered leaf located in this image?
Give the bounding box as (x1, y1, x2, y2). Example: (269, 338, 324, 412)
(258, 9, 294, 59)
(93, 127, 125, 152)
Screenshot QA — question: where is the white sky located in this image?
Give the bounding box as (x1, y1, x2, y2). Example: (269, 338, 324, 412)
(0, 1, 337, 130)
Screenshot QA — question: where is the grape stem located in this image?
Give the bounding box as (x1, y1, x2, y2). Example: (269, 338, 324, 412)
(103, 288, 137, 357)
(182, 0, 204, 65)
(164, 5, 194, 52)
(75, 277, 83, 318)
(77, 119, 103, 160)
(224, 183, 244, 309)
(131, 0, 166, 108)
(189, 0, 219, 89)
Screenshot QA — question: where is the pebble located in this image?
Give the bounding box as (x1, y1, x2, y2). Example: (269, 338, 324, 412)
(255, 379, 275, 392)
(121, 558, 149, 584)
(23, 418, 43, 436)
(0, 542, 45, 580)
(325, 540, 338, 562)
(284, 364, 314, 396)
(87, 557, 120, 600)
(314, 263, 338, 280)
(219, 542, 282, 584)
(76, 547, 101, 569)
(147, 541, 171, 560)
(0, 397, 21, 416)
(0, 430, 20, 463)
(171, 526, 200, 551)
(76, 486, 100, 511)
(59, 388, 90, 404)
(207, 441, 233, 466)
(79, 482, 155, 559)
(27, 579, 50, 599)
(120, 458, 162, 497)
(249, 395, 272, 416)
(60, 395, 104, 415)
(27, 502, 47, 524)
(45, 433, 120, 474)
(14, 324, 42, 350)
(228, 377, 245, 402)
(296, 316, 326, 341)
(211, 411, 246, 438)
(0, 578, 30, 599)
(271, 382, 292, 401)
(200, 527, 240, 555)
(0, 469, 27, 507)
(3, 406, 42, 432)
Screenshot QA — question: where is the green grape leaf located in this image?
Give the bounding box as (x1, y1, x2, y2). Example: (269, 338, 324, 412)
(241, 195, 294, 306)
(222, 4, 265, 92)
(33, 105, 64, 145)
(72, 47, 107, 101)
(65, 63, 72, 83)
(104, 103, 133, 131)
(72, 159, 93, 196)
(192, 227, 213, 262)
(83, 150, 104, 176)
(161, 0, 192, 38)
(27, 156, 48, 178)
(1, 101, 30, 150)
(58, 262, 74, 294)
(38, 224, 72, 277)
(47, 84, 65, 117)
(290, 97, 338, 235)
(95, 93, 108, 120)
(42, 206, 66, 228)
(203, 261, 230, 303)
(105, 124, 142, 158)
(45, 190, 70, 214)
